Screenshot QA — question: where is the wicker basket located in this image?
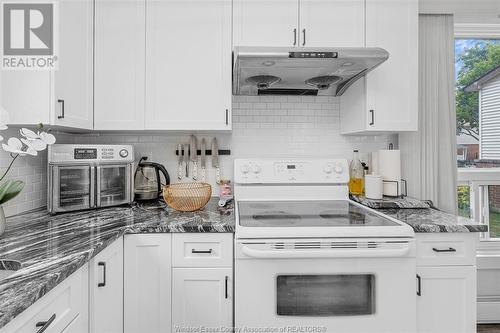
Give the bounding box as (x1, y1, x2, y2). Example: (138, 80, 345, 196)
(163, 183, 212, 212)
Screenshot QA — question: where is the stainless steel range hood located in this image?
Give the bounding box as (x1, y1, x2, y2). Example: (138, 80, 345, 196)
(233, 46, 389, 96)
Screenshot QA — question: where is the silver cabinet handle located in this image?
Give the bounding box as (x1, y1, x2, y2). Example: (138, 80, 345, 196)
(36, 314, 56, 333)
(192, 248, 213, 254)
(293, 28, 297, 46)
(98, 262, 106, 287)
(225, 109, 229, 125)
(416, 274, 421, 296)
(432, 247, 456, 253)
(57, 99, 65, 119)
(225, 276, 229, 299)
(369, 109, 374, 126)
(302, 29, 306, 46)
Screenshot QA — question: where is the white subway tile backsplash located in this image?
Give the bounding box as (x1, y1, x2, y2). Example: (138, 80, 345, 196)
(6, 95, 396, 217)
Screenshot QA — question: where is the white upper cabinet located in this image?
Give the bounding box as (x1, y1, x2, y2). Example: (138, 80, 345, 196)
(233, 0, 299, 47)
(364, 0, 418, 132)
(52, 0, 94, 129)
(0, 71, 51, 125)
(2, 0, 93, 130)
(299, 0, 365, 47)
(145, 0, 232, 131)
(233, 0, 364, 48)
(340, 0, 418, 134)
(94, 0, 146, 130)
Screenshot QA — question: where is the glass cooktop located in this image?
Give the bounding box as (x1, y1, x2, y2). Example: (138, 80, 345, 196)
(238, 200, 400, 227)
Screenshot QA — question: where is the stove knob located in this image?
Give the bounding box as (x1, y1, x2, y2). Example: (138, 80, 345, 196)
(240, 165, 250, 175)
(334, 164, 344, 174)
(252, 165, 262, 174)
(119, 149, 129, 158)
(323, 165, 333, 174)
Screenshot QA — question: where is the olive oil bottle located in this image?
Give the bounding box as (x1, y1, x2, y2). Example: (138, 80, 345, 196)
(349, 150, 364, 196)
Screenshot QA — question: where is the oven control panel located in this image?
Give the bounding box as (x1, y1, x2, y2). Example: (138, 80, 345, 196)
(234, 159, 349, 184)
(49, 145, 134, 164)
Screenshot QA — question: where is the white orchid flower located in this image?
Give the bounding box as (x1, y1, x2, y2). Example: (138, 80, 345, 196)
(40, 132, 56, 145)
(19, 128, 39, 140)
(2, 138, 37, 156)
(21, 138, 47, 151)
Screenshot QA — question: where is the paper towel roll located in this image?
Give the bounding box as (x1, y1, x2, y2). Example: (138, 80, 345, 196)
(370, 151, 379, 175)
(378, 149, 401, 196)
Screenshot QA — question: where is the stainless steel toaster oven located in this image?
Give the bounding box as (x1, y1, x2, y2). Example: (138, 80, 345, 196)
(48, 144, 134, 214)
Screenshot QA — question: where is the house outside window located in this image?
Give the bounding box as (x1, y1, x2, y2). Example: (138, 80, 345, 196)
(455, 34, 500, 240)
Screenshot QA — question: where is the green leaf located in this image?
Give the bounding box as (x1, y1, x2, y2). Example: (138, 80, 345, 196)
(0, 180, 25, 205)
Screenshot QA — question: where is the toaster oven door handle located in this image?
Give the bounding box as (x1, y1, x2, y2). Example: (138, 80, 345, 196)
(241, 246, 411, 259)
(90, 166, 96, 208)
(96, 166, 101, 207)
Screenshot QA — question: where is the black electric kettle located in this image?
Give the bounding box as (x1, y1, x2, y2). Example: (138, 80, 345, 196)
(134, 157, 170, 201)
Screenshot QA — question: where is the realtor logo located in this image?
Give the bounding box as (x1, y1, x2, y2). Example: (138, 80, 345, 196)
(1, 2, 58, 70)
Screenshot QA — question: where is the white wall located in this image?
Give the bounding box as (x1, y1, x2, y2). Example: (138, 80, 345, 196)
(419, 0, 500, 24)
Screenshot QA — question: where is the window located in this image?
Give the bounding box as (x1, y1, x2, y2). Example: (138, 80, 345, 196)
(455, 38, 500, 240)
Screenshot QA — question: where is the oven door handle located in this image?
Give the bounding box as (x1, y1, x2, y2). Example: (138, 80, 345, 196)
(241, 246, 411, 259)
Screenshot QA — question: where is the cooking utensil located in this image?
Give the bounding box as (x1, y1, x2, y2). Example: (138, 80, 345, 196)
(163, 182, 212, 212)
(200, 138, 207, 182)
(190, 135, 198, 181)
(177, 144, 183, 180)
(184, 144, 189, 178)
(211, 138, 221, 184)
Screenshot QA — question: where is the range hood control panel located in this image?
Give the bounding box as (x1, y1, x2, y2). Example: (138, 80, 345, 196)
(289, 51, 338, 58)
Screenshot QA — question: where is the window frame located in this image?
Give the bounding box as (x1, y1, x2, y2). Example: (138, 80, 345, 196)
(454, 23, 500, 246)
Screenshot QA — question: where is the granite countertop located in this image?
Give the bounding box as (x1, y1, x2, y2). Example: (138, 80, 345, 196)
(379, 208, 488, 233)
(0, 198, 233, 329)
(0, 196, 488, 329)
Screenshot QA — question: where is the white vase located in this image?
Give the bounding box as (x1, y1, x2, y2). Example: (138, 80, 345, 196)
(0, 206, 5, 236)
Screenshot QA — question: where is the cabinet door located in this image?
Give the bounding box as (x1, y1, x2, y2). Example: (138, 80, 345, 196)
(365, 0, 418, 132)
(53, 0, 93, 129)
(299, 0, 365, 47)
(0, 71, 51, 125)
(94, 0, 145, 130)
(145, 0, 232, 131)
(90, 238, 123, 333)
(124, 234, 172, 333)
(172, 268, 232, 330)
(417, 266, 476, 333)
(233, 0, 299, 47)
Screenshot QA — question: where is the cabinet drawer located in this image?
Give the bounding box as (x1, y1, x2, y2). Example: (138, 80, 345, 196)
(172, 234, 233, 267)
(416, 234, 477, 266)
(2, 265, 88, 333)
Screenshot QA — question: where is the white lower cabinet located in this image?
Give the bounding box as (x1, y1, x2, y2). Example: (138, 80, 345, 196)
(124, 234, 172, 333)
(172, 268, 233, 331)
(417, 266, 476, 333)
(416, 234, 477, 333)
(89, 238, 124, 333)
(0, 265, 89, 333)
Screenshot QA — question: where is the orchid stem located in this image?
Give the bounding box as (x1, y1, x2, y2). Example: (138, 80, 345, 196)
(0, 154, 19, 182)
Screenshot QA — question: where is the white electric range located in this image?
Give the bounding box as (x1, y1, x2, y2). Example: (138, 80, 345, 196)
(234, 158, 417, 333)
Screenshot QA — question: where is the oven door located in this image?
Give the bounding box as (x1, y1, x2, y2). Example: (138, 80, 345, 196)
(235, 239, 417, 333)
(96, 164, 132, 208)
(51, 165, 95, 213)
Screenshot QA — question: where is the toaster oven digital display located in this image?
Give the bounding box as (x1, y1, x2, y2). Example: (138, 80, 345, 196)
(74, 148, 97, 159)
